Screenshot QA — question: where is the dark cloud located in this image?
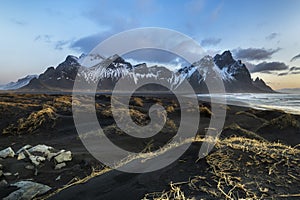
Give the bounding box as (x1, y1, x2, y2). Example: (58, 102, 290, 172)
(291, 53, 300, 62)
(250, 61, 289, 73)
(70, 33, 105, 53)
(70, 6, 139, 53)
(266, 32, 279, 40)
(274, 66, 300, 76)
(290, 66, 300, 71)
(234, 47, 281, 61)
(70, 28, 134, 53)
(123, 48, 189, 65)
(278, 72, 289, 76)
(260, 71, 276, 74)
(200, 38, 221, 47)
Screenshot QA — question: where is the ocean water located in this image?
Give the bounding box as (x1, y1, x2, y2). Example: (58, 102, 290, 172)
(197, 93, 300, 115)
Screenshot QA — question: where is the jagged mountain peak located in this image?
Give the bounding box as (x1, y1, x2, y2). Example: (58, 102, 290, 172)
(108, 54, 123, 61)
(252, 77, 273, 92)
(254, 77, 264, 83)
(57, 55, 80, 71)
(214, 50, 235, 68)
(89, 54, 132, 72)
(65, 55, 79, 62)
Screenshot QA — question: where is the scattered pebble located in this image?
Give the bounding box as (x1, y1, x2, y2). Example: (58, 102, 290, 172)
(34, 168, 38, 176)
(54, 162, 67, 170)
(25, 164, 35, 170)
(55, 175, 61, 181)
(55, 162, 66, 170)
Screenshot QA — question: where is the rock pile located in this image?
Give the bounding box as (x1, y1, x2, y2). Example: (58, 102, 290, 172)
(0, 144, 73, 168)
(0, 144, 73, 199)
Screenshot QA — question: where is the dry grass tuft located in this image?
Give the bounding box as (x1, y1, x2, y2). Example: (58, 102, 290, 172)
(222, 123, 266, 141)
(166, 105, 175, 113)
(3, 107, 57, 134)
(142, 182, 193, 200)
(257, 113, 300, 130)
(132, 97, 144, 107)
(143, 137, 300, 200)
(199, 106, 213, 118)
(203, 137, 300, 199)
(235, 111, 267, 123)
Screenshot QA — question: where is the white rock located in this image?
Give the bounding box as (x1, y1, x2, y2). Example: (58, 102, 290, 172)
(34, 168, 38, 176)
(28, 144, 53, 155)
(0, 170, 3, 176)
(25, 165, 35, 170)
(29, 155, 46, 166)
(3, 181, 51, 200)
(0, 147, 15, 158)
(55, 175, 61, 181)
(17, 152, 26, 160)
(54, 151, 72, 163)
(4, 172, 12, 176)
(54, 162, 66, 170)
(47, 150, 65, 161)
(16, 145, 32, 154)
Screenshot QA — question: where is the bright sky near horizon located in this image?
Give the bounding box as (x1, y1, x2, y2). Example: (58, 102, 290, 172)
(1, 0, 300, 89)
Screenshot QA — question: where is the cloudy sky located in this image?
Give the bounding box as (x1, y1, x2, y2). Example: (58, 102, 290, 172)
(1, 0, 300, 89)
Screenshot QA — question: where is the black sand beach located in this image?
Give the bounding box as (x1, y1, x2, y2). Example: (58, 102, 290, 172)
(0, 93, 299, 199)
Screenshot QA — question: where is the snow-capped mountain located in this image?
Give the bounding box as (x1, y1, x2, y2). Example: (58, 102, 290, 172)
(19, 51, 274, 93)
(0, 75, 38, 90)
(174, 51, 273, 93)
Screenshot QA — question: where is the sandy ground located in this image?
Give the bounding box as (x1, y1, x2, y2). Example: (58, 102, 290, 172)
(0, 94, 299, 199)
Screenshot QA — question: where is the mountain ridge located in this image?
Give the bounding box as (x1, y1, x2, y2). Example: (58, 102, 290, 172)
(4, 51, 275, 93)
(0, 75, 38, 90)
